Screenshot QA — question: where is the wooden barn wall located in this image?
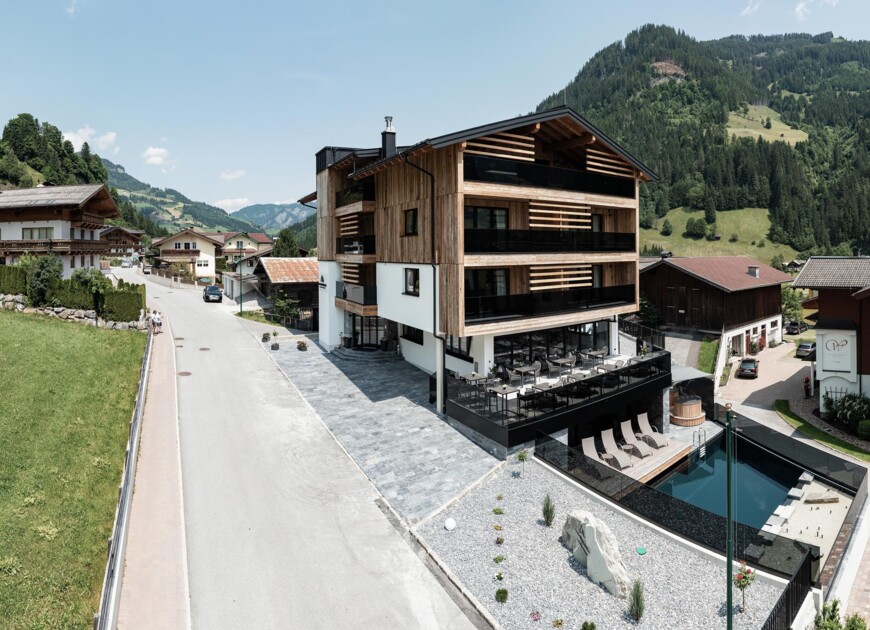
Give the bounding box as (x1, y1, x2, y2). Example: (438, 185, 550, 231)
(818, 289, 860, 324)
(723, 285, 782, 329)
(860, 299, 870, 375)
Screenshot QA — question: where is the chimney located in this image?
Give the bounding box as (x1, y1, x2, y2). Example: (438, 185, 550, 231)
(381, 116, 396, 158)
(748, 265, 760, 278)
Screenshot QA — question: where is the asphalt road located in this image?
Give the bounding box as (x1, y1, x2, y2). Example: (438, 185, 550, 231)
(117, 269, 474, 630)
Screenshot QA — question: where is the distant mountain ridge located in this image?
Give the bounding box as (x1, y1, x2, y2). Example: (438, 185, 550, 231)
(233, 202, 316, 232)
(102, 158, 259, 233)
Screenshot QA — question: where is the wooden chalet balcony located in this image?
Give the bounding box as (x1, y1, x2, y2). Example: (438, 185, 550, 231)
(465, 284, 635, 325)
(335, 281, 377, 316)
(160, 249, 200, 261)
(464, 228, 635, 254)
(71, 211, 106, 229)
(0, 239, 108, 255)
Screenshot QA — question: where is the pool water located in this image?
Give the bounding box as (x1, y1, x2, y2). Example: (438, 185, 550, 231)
(654, 434, 802, 529)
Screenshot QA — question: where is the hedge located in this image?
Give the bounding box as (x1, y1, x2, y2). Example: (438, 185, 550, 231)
(0, 265, 26, 294)
(48, 280, 95, 310)
(102, 284, 146, 322)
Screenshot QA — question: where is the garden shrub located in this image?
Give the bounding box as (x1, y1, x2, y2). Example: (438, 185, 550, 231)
(0, 265, 26, 294)
(26, 255, 63, 306)
(102, 284, 146, 322)
(629, 580, 645, 621)
(830, 394, 870, 433)
(542, 493, 555, 527)
(48, 279, 95, 310)
(495, 588, 508, 603)
(858, 420, 870, 441)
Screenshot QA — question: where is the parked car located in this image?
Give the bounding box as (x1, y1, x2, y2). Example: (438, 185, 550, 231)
(785, 320, 808, 335)
(736, 358, 760, 379)
(203, 285, 222, 303)
(121, 260, 132, 268)
(142, 265, 152, 274)
(796, 341, 816, 359)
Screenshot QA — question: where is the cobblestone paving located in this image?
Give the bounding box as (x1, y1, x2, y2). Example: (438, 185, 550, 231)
(271, 344, 497, 524)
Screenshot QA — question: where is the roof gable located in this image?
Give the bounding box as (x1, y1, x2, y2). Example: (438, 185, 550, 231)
(256, 257, 318, 284)
(793, 257, 870, 289)
(0, 184, 119, 217)
(642, 256, 793, 292)
(153, 228, 224, 247)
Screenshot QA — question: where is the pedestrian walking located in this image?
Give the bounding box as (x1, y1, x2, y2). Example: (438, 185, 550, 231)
(152, 309, 163, 334)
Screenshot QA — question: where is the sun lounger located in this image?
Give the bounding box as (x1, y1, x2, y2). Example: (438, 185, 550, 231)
(620, 420, 653, 458)
(787, 485, 805, 500)
(600, 428, 632, 470)
(636, 412, 668, 448)
(582, 437, 603, 463)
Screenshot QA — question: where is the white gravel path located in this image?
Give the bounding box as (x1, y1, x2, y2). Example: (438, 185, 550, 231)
(418, 458, 784, 630)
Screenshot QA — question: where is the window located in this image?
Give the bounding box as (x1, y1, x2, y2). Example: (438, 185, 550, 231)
(175, 242, 182, 250)
(80, 255, 85, 267)
(196, 258, 208, 268)
(90, 230, 95, 240)
(401, 325, 424, 345)
(464, 268, 508, 298)
(771, 320, 778, 329)
(404, 268, 420, 296)
(70, 255, 75, 269)
(464, 206, 508, 230)
(403, 208, 418, 236)
(446, 335, 472, 359)
(236, 240, 244, 249)
(247, 259, 254, 267)
(89, 255, 94, 267)
(22, 227, 54, 239)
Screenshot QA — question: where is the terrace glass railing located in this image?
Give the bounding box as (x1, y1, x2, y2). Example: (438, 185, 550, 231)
(335, 235, 376, 255)
(335, 280, 377, 306)
(465, 284, 635, 323)
(335, 178, 375, 208)
(464, 228, 635, 254)
(464, 155, 635, 199)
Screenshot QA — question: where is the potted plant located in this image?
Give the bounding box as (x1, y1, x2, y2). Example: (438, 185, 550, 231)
(297, 339, 308, 351)
(271, 340, 280, 351)
(262, 332, 270, 342)
(733, 561, 756, 612)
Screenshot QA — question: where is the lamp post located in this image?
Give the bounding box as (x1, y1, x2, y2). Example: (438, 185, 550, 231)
(725, 402, 734, 630)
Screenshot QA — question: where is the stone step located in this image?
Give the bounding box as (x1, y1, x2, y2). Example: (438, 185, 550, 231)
(331, 346, 402, 362)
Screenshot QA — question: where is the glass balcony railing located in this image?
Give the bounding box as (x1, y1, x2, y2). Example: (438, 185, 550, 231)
(335, 235, 376, 255)
(335, 281, 377, 305)
(464, 228, 635, 254)
(464, 155, 635, 199)
(335, 178, 375, 208)
(465, 284, 635, 323)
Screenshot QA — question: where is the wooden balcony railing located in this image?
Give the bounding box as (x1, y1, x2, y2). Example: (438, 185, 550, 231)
(161, 249, 200, 258)
(0, 239, 109, 254)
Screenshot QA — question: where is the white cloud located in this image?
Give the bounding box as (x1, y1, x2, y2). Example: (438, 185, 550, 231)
(822, 0, 839, 5)
(219, 168, 247, 181)
(95, 131, 117, 150)
(142, 146, 171, 165)
(795, 0, 812, 20)
(66, 0, 79, 15)
(213, 198, 252, 213)
(740, 0, 760, 16)
(63, 125, 94, 150)
(112, 146, 121, 155)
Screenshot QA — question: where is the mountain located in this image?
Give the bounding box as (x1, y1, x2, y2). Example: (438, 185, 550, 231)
(233, 202, 316, 232)
(538, 25, 870, 255)
(102, 158, 259, 233)
(287, 213, 317, 251)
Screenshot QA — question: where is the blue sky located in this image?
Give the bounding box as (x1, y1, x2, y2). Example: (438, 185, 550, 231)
(0, 0, 866, 213)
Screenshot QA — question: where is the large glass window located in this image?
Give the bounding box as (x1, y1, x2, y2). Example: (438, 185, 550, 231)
(464, 206, 508, 230)
(404, 268, 420, 296)
(464, 268, 508, 298)
(493, 321, 611, 366)
(403, 208, 418, 236)
(446, 335, 472, 359)
(22, 227, 54, 239)
(401, 324, 424, 345)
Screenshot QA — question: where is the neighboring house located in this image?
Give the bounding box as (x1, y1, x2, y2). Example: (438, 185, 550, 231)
(100, 225, 145, 257)
(306, 106, 669, 450)
(786, 258, 806, 271)
(151, 229, 223, 280)
(640, 256, 792, 354)
(254, 257, 318, 304)
(215, 231, 273, 264)
(0, 184, 120, 278)
(792, 256, 870, 408)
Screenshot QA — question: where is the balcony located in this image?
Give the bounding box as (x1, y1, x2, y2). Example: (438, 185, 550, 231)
(335, 236, 376, 256)
(0, 239, 109, 255)
(446, 350, 671, 447)
(464, 228, 635, 254)
(465, 284, 635, 324)
(335, 281, 377, 305)
(335, 178, 375, 209)
(464, 155, 635, 199)
(160, 248, 200, 261)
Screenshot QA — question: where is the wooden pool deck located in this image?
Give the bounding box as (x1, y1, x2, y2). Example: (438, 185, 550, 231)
(620, 438, 692, 484)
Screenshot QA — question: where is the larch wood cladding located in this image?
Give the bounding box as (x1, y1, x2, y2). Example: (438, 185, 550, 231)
(585, 144, 635, 179)
(316, 168, 338, 260)
(338, 215, 359, 236)
(462, 181, 637, 209)
(341, 263, 360, 283)
(464, 131, 535, 163)
(529, 264, 592, 291)
(529, 201, 591, 230)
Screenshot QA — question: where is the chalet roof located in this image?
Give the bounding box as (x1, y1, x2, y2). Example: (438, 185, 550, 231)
(239, 247, 272, 264)
(223, 231, 273, 244)
(298, 191, 317, 204)
(792, 257, 870, 289)
(0, 183, 119, 217)
(641, 256, 793, 293)
(343, 106, 658, 182)
(100, 225, 144, 238)
(152, 228, 224, 247)
(257, 257, 318, 284)
(638, 257, 661, 271)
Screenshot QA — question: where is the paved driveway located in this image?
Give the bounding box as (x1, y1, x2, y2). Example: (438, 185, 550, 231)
(117, 270, 475, 629)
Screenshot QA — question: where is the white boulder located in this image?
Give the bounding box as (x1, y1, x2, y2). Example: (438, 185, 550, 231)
(562, 510, 631, 598)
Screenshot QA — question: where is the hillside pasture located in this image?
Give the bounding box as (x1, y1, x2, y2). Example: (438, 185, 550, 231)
(727, 105, 808, 145)
(641, 207, 798, 263)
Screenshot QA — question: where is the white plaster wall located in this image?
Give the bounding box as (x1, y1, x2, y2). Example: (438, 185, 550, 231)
(376, 263, 435, 332)
(317, 261, 342, 351)
(0, 220, 70, 239)
(401, 331, 476, 375)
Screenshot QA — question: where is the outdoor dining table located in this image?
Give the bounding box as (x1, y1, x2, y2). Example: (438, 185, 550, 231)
(584, 350, 607, 365)
(598, 363, 621, 372)
(486, 384, 519, 417)
(460, 372, 488, 385)
(552, 356, 575, 376)
(514, 364, 538, 385)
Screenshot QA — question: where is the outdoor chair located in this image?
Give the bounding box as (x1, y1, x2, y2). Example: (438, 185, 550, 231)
(505, 366, 522, 387)
(620, 420, 653, 458)
(545, 359, 561, 380)
(528, 360, 542, 383)
(574, 358, 594, 376)
(637, 412, 668, 448)
(581, 437, 603, 463)
(600, 428, 632, 470)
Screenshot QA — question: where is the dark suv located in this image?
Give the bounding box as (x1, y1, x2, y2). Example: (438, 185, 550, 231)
(203, 286, 222, 303)
(736, 358, 760, 379)
(785, 320, 808, 335)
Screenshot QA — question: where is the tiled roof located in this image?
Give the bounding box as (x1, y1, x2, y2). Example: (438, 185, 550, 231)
(0, 183, 106, 208)
(222, 231, 273, 244)
(239, 247, 271, 263)
(793, 257, 870, 289)
(642, 255, 793, 292)
(152, 228, 224, 247)
(259, 257, 318, 284)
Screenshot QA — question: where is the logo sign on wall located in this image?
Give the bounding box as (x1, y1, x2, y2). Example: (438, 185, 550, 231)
(823, 337, 850, 373)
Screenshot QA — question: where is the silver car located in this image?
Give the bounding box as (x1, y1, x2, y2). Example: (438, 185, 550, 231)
(796, 342, 816, 358)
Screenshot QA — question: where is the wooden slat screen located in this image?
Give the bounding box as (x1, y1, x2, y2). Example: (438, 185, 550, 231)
(586, 146, 635, 179)
(465, 131, 535, 162)
(529, 264, 592, 291)
(341, 263, 360, 283)
(529, 201, 591, 230)
(338, 215, 359, 236)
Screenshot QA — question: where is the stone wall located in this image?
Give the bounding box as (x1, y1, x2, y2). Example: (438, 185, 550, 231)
(0, 293, 148, 332)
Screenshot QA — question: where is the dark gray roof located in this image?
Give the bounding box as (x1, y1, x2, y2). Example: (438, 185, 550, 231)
(792, 257, 870, 289)
(0, 184, 106, 209)
(349, 106, 658, 181)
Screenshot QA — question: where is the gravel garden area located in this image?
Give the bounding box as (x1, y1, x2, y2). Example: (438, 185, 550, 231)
(418, 456, 784, 629)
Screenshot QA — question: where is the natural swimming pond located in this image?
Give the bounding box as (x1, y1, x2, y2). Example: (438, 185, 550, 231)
(654, 434, 802, 529)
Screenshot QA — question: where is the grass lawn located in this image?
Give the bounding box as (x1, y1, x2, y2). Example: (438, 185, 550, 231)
(0, 310, 146, 629)
(697, 338, 719, 374)
(641, 206, 798, 263)
(774, 400, 870, 464)
(235, 309, 271, 325)
(727, 105, 808, 146)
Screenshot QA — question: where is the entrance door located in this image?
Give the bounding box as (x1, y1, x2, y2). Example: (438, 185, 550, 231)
(352, 315, 383, 348)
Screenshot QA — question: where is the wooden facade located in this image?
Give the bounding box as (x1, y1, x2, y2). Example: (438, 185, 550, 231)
(641, 263, 784, 331)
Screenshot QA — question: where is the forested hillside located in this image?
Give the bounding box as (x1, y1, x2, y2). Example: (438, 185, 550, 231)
(288, 213, 316, 251)
(233, 202, 316, 232)
(538, 25, 870, 254)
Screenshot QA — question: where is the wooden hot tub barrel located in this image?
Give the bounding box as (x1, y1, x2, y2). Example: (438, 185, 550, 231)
(671, 395, 705, 426)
